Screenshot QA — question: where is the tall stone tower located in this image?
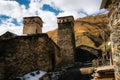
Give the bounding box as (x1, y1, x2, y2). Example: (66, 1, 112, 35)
(57, 16, 76, 64)
(23, 16, 43, 34)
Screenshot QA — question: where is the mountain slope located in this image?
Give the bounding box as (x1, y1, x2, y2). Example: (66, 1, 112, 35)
(47, 13, 110, 52)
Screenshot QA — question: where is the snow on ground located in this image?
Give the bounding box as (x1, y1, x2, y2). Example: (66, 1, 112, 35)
(15, 70, 47, 80)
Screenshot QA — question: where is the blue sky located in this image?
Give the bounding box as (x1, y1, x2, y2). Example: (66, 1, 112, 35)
(0, 0, 108, 35)
(42, 4, 62, 15)
(17, 0, 30, 8)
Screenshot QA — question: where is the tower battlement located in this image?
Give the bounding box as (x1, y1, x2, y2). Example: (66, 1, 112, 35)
(23, 16, 43, 25)
(57, 16, 74, 23)
(23, 16, 43, 34)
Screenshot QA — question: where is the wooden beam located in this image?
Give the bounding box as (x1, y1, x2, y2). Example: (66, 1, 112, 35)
(100, 0, 108, 9)
(100, 0, 112, 9)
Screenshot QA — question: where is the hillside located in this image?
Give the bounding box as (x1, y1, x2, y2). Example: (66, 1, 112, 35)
(47, 13, 111, 52)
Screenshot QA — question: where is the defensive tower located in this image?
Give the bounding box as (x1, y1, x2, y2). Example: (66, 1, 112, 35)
(23, 16, 43, 34)
(57, 16, 76, 64)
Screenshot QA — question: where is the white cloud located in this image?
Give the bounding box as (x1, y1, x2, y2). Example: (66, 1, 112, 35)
(58, 11, 87, 19)
(0, 17, 23, 35)
(49, 0, 102, 14)
(37, 10, 57, 32)
(0, 26, 23, 35)
(0, 0, 57, 34)
(0, 1, 23, 22)
(26, 0, 57, 32)
(0, 0, 107, 35)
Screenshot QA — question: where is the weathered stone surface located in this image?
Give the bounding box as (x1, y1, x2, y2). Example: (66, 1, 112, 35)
(0, 34, 60, 80)
(109, 0, 120, 80)
(23, 16, 43, 34)
(57, 16, 74, 23)
(100, 0, 120, 79)
(57, 16, 76, 64)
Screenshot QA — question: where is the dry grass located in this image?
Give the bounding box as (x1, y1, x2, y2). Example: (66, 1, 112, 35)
(47, 13, 110, 52)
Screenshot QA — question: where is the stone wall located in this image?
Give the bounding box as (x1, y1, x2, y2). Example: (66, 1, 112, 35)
(0, 34, 60, 80)
(23, 16, 43, 34)
(109, 0, 120, 80)
(57, 16, 76, 64)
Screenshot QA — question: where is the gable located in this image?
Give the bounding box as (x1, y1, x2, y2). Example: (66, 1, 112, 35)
(0, 31, 17, 40)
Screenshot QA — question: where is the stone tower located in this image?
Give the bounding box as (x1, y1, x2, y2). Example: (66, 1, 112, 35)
(57, 16, 76, 64)
(23, 16, 43, 34)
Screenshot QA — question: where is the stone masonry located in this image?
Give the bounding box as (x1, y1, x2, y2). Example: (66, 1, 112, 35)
(23, 16, 43, 34)
(101, 0, 120, 80)
(109, 0, 120, 80)
(0, 34, 61, 80)
(0, 16, 61, 80)
(57, 16, 76, 64)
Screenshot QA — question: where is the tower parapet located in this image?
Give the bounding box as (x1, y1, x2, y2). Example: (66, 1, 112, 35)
(57, 16, 76, 64)
(23, 16, 43, 34)
(57, 16, 74, 23)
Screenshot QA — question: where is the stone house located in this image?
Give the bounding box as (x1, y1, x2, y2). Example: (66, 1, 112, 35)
(0, 17, 61, 80)
(100, 0, 120, 80)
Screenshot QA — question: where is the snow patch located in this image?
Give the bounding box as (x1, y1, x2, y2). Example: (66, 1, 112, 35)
(14, 70, 47, 80)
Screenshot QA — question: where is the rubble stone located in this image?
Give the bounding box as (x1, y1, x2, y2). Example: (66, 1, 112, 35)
(0, 34, 60, 80)
(109, 0, 120, 80)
